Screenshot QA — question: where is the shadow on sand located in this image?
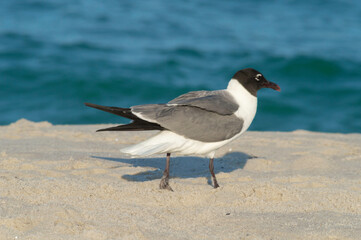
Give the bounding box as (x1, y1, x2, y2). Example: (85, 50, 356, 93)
(92, 152, 254, 186)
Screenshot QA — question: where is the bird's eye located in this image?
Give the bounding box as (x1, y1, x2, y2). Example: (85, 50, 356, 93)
(255, 74, 262, 81)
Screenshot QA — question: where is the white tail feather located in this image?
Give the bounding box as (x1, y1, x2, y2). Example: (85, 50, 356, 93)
(121, 142, 169, 156)
(120, 131, 175, 156)
(120, 130, 237, 158)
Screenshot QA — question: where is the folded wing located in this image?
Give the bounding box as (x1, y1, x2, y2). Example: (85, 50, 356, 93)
(131, 91, 243, 142)
(168, 90, 239, 115)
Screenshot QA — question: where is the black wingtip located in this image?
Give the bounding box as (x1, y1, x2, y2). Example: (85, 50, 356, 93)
(84, 102, 98, 108)
(84, 102, 165, 132)
(95, 127, 117, 132)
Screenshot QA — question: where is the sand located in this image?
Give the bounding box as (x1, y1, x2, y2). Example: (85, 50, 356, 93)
(0, 119, 361, 240)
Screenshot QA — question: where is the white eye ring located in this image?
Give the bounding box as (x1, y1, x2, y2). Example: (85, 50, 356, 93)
(255, 74, 262, 81)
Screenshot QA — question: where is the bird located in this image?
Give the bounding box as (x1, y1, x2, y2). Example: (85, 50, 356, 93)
(85, 68, 280, 191)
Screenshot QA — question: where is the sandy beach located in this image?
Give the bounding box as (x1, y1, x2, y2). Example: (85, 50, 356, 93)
(1, 119, 360, 239)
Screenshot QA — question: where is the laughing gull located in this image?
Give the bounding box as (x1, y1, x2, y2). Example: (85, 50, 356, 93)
(85, 68, 280, 191)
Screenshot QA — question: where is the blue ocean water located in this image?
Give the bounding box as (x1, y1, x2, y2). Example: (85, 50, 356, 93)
(0, 0, 360, 132)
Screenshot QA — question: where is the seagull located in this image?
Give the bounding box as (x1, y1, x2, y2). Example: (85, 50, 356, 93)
(85, 68, 280, 191)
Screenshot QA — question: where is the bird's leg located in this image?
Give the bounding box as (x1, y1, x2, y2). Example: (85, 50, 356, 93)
(209, 158, 219, 188)
(159, 153, 173, 191)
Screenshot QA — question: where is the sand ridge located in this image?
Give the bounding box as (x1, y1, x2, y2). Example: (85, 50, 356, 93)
(0, 119, 361, 239)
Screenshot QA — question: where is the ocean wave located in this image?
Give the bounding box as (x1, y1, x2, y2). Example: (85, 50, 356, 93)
(275, 56, 347, 77)
(58, 41, 115, 52)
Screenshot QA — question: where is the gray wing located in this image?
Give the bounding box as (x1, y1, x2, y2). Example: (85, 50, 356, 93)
(131, 103, 243, 143)
(168, 90, 239, 115)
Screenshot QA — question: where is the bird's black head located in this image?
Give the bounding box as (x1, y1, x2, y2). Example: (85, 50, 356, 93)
(232, 68, 281, 96)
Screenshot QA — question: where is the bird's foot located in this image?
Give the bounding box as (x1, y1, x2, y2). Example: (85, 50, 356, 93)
(213, 178, 220, 189)
(159, 176, 173, 191)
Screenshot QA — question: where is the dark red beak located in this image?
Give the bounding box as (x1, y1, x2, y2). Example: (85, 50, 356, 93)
(263, 81, 281, 91)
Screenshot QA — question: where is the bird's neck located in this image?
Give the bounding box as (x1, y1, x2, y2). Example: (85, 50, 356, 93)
(226, 79, 258, 130)
(227, 79, 257, 104)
